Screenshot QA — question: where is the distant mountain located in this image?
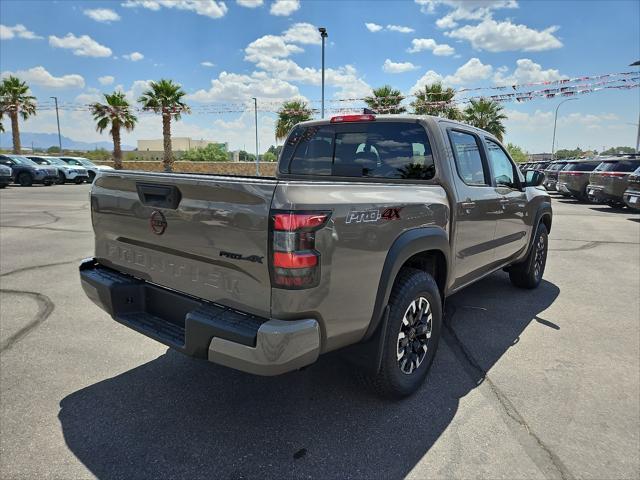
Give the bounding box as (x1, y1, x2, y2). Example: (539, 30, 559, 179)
(0, 132, 135, 151)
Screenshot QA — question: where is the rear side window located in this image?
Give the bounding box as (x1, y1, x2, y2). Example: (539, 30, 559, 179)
(285, 122, 435, 180)
(599, 160, 640, 172)
(449, 130, 489, 186)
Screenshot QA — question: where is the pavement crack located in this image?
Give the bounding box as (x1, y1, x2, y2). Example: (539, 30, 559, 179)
(1, 258, 85, 278)
(0, 289, 55, 354)
(443, 305, 575, 480)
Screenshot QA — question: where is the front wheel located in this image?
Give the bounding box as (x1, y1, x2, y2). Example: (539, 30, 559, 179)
(74, 177, 84, 184)
(57, 171, 66, 184)
(365, 268, 442, 398)
(18, 172, 33, 187)
(509, 223, 548, 289)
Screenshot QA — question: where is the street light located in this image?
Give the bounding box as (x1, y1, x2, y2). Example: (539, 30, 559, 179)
(631, 61, 640, 152)
(318, 27, 328, 118)
(551, 98, 578, 159)
(252, 97, 259, 175)
(50, 96, 62, 153)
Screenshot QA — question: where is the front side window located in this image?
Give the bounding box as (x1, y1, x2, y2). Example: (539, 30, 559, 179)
(449, 130, 488, 186)
(286, 122, 435, 180)
(485, 139, 518, 188)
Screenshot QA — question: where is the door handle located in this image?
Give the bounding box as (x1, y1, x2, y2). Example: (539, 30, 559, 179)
(461, 201, 476, 209)
(499, 198, 510, 203)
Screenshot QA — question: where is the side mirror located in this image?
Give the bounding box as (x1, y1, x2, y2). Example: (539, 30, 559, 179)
(525, 170, 545, 187)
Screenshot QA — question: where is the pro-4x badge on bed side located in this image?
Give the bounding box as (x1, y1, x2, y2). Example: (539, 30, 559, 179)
(346, 207, 402, 224)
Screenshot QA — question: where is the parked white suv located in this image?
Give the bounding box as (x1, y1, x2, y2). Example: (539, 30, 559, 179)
(28, 156, 89, 184)
(59, 156, 114, 182)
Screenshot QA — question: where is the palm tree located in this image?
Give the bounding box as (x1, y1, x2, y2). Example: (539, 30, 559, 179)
(411, 82, 461, 120)
(275, 100, 312, 141)
(90, 92, 137, 170)
(138, 79, 190, 172)
(364, 85, 406, 114)
(0, 76, 37, 153)
(463, 98, 507, 141)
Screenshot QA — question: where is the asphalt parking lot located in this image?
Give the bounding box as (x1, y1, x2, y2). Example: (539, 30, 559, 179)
(1, 184, 639, 480)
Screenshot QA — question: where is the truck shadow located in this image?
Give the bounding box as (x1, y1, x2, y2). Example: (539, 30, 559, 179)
(58, 272, 559, 479)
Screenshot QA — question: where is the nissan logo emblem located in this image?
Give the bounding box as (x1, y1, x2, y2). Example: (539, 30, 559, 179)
(150, 210, 167, 235)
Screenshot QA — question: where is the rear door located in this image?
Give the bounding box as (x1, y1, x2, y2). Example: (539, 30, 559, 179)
(91, 172, 278, 317)
(447, 129, 501, 286)
(484, 138, 528, 262)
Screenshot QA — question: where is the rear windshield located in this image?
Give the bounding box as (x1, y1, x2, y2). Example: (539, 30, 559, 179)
(562, 162, 599, 172)
(281, 121, 435, 180)
(547, 163, 566, 171)
(596, 159, 640, 172)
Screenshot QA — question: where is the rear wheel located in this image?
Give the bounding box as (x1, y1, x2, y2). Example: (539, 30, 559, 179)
(18, 172, 33, 187)
(74, 177, 84, 184)
(57, 171, 66, 184)
(509, 223, 548, 289)
(365, 268, 442, 398)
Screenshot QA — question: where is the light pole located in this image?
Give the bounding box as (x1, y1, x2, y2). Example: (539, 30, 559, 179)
(50, 96, 62, 153)
(631, 61, 640, 153)
(551, 98, 577, 159)
(319, 27, 328, 118)
(252, 97, 259, 175)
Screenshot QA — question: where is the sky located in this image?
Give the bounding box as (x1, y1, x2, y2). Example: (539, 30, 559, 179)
(1, 0, 639, 153)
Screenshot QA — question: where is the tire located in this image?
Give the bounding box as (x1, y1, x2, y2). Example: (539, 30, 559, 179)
(0, 185, 6, 189)
(365, 268, 442, 398)
(74, 177, 84, 184)
(17, 172, 33, 187)
(88, 171, 96, 183)
(509, 223, 548, 289)
(43, 181, 54, 186)
(57, 171, 66, 184)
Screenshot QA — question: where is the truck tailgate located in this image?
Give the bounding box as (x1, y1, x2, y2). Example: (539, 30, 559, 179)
(91, 171, 277, 317)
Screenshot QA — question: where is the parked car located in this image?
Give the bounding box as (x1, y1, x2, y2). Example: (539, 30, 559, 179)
(0, 154, 58, 186)
(59, 156, 114, 182)
(556, 159, 603, 201)
(543, 161, 568, 191)
(28, 156, 89, 184)
(0, 163, 12, 188)
(623, 166, 640, 210)
(587, 157, 640, 207)
(80, 114, 552, 398)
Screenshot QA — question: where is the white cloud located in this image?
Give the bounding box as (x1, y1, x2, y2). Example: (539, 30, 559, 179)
(84, 8, 121, 22)
(1, 66, 85, 89)
(365, 22, 383, 32)
(121, 0, 227, 19)
(200, 61, 215, 67)
(236, 0, 263, 6)
(447, 18, 563, 52)
(444, 57, 493, 85)
(494, 58, 566, 85)
(410, 70, 445, 93)
(0, 24, 42, 40)
(123, 51, 145, 61)
(245, 35, 303, 62)
(186, 71, 300, 102)
(386, 24, 415, 33)
(383, 59, 419, 74)
(282, 23, 322, 45)
(75, 88, 102, 104)
(115, 79, 154, 104)
(270, 0, 300, 16)
(407, 38, 455, 56)
(98, 75, 115, 85)
(415, 0, 518, 28)
(49, 33, 112, 57)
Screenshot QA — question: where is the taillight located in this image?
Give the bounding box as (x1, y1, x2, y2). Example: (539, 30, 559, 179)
(330, 114, 376, 123)
(603, 172, 628, 177)
(270, 211, 330, 289)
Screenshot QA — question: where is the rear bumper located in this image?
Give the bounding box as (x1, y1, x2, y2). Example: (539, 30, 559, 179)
(587, 186, 621, 203)
(79, 259, 320, 375)
(544, 179, 557, 191)
(623, 190, 640, 210)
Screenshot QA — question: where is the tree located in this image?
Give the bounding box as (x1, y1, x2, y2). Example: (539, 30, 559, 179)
(138, 79, 190, 172)
(411, 82, 461, 120)
(238, 150, 256, 162)
(555, 147, 583, 160)
(47, 145, 61, 154)
(267, 144, 282, 157)
(181, 143, 228, 162)
(90, 91, 137, 170)
(276, 100, 312, 141)
(506, 143, 527, 163)
(263, 151, 277, 162)
(601, 146, 635, 155)
(364, 85, 406, 114)
(0, 76, 37, 154)
(463, 98, 507, 141)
